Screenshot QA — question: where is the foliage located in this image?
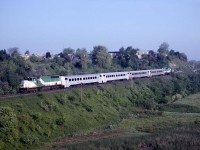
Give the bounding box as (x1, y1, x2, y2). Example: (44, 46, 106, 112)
(20, 135, 39, 145)
(92, 45, 112, 69)
(0, 107, 18, 143)
(0, 42, 194, 95)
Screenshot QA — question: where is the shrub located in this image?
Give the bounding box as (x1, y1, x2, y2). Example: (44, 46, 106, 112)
(0, 107, 18, 143)
(57, 98, 65, 105)
(0, 140, 4, 150)
(68, 95, 76, 102)
(56, 117, 65, 125)
(135, 99, 156, 110)
(20, 135, 39, 145)
(31, 112, 41, 121)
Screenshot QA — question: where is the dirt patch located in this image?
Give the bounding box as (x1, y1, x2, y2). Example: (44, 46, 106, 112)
(50, 129, 125, 148)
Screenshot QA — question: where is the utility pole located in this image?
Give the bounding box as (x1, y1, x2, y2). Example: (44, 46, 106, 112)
(80, 83, 82, 102)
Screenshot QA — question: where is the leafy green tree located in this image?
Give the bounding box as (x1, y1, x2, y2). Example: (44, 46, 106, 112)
(7, 47, 19, 57)
(75, 48, 88, 70)
(0, 50, 9, 61)
(92, 46, 111, 69)
(29, 55, 43, 62)
(158, 42, 169, 56)
(61, 48, 75, 63)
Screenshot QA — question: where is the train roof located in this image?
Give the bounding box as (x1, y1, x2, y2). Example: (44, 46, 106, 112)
(61, 73, 100, 78)
(40, 75, 60, 82)
(101, 71, 128, 74)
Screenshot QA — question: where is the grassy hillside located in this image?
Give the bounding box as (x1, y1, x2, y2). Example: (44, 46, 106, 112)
(52, 92, 200, 150)
(0, 75, 200, 150)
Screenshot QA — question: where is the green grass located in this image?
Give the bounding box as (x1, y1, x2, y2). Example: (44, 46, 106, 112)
(49, 92, 200, 150)
(0, 77, 200, 150)
(0, 83, 135, 150)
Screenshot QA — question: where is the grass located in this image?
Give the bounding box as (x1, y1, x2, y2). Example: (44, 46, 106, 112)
(0, 83, 135, 149)
(48, 92, 200, 150)
(0, 77, 200, 149)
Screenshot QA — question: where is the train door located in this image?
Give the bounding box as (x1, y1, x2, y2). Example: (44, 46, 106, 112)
(61, 76, 70, 88)
(99, 74, 106, 83)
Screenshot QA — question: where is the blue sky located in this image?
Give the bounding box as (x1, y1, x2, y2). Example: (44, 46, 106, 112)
(0, 0, 199, 60)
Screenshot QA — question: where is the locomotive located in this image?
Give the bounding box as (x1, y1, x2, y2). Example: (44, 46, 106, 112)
(19, 67, 173, 92)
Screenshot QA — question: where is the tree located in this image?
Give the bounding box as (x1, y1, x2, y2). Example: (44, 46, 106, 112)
(0, 50, 9, 61)
(24, 50, 30, 55)
(7, 47, 19, 57)
(75, 48, 88, 70)
(62, 48, 75, 63)
(158, 42, 169, 56)
(92, 46, 111, 69)
(63, 48, 75, 55)
(46, 52, 51, 59)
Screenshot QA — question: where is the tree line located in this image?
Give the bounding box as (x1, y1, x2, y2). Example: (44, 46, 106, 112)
(0, 42, 189, 94)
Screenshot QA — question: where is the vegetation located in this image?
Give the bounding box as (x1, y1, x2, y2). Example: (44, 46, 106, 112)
(0, 43, 199, 149)
(48, 93, 200, 150)
(0, 73, 200, 149)
(0, 42, 191, 95)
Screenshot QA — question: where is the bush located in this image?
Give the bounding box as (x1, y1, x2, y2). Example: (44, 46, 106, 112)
(0, 107, 18, 143)
(56, 117, 65, 125)
(0, 140, 4, 150)
(57, 98, 65, 105)
(135, 99, 156, 110)
(20, 135, 39, 145)
(31, 112, 41, 121)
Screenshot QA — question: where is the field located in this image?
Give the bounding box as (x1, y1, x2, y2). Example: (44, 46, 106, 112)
(49, 93, 200, 150)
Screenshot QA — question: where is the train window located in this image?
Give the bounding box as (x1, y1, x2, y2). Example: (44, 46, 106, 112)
(69, 79, 71, 81)
(100, 75, 102, 77)
(80, 78, 82, 80)
(77, 78, 79, 81)
(51, 75, 59, 78)
(72, 79, 74, 81)
(65, 78, 68, 80)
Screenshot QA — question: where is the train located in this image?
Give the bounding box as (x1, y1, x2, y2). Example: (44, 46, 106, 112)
(19, 67, 173, 92)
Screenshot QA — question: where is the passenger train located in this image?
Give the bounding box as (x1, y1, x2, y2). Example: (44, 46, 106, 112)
(19, 67, 173, 92)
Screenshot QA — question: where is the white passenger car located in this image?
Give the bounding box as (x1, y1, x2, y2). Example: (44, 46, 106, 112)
(129, 70, 150, 79)
(150, 69, 165, 76)
(100, 71, 129, 83)
(60, 74, 101, 88)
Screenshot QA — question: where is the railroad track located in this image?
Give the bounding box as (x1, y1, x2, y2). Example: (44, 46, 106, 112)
(0, 75, 171, 100)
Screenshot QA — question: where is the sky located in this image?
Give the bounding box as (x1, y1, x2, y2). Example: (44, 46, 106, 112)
(0, 0, 200, 60)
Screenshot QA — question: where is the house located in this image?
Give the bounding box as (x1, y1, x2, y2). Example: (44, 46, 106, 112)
(20, 54, 30, 60)
(136, 50, 150, 59)
(108, 51, 121, 58)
